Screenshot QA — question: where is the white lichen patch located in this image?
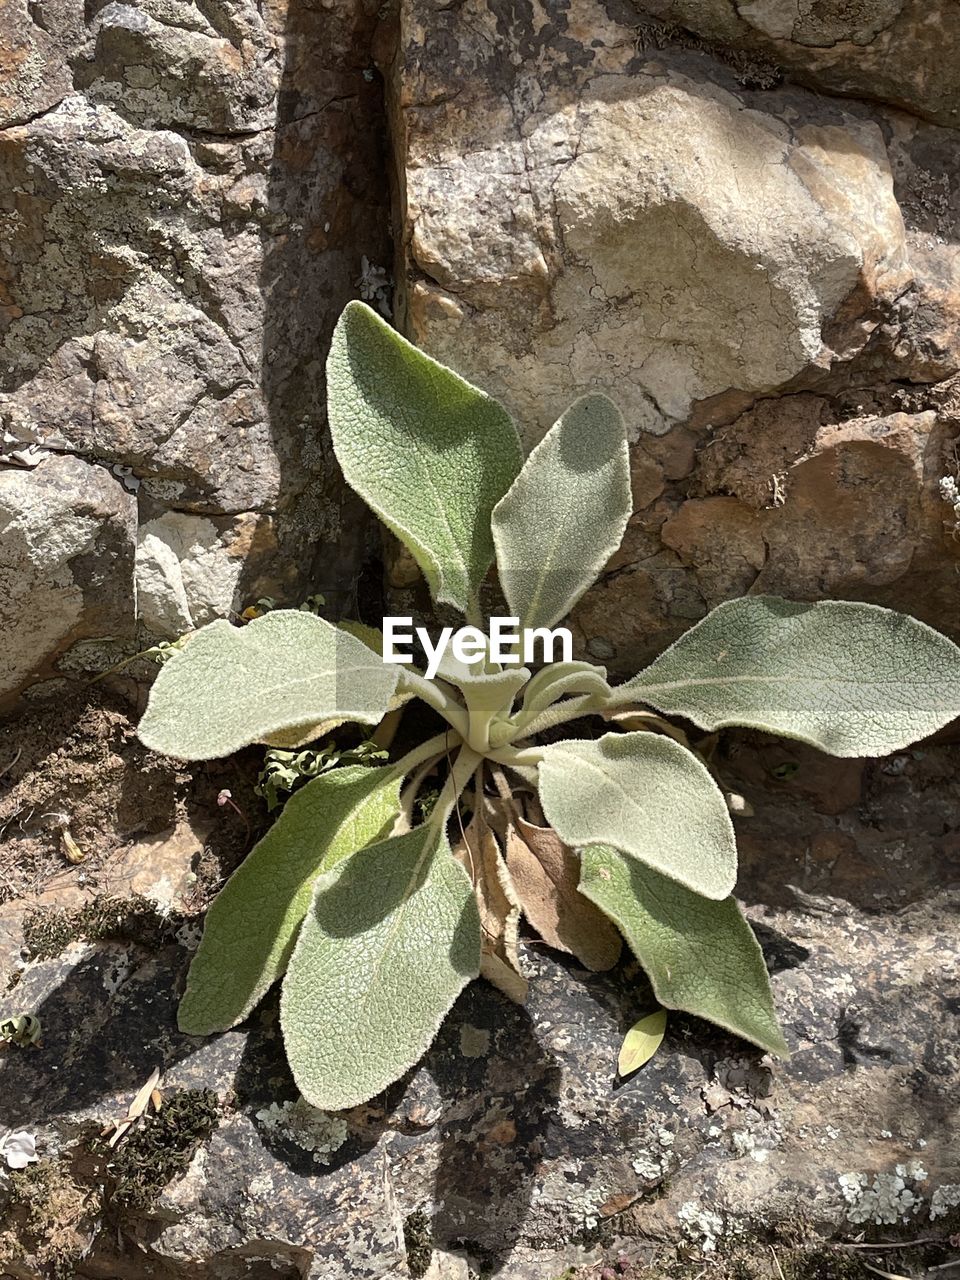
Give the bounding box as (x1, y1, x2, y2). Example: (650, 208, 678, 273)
(930, 1184, 960, 1220)
(940, 474, 960, 532)
(632, 1126, 676, 1181)
(101, 952, 133, 995)
(678, 1200, 733, 1254)
(838, 1161, 928, 1225)
(356, 256, 392, 317)
(175, 920, 203, 951)
(530, 1162, 611, 1232)
(255, 1099, 348, 1166)
(731, 1129, 771, 1163)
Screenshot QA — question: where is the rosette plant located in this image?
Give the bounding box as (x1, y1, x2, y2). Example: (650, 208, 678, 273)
(139, 301, 960, 1110)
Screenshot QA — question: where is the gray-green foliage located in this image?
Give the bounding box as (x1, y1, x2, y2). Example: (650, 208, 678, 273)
(615, 595, 960, 756)
(280, 824, 480, 1109)
(492, 394, 632, 630)
(327, 301, 523, 616)
(179, 766, 402, 1035)
(139, 299, 960, 1110)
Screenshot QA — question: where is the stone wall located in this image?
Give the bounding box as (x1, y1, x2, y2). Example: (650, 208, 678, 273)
(1, 0, 389, 707)
(2, 0, 960, 690)
(386, 0, 960, 673)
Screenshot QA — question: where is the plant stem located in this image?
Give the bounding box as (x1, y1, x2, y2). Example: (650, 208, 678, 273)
(396, 752, 445, 833)
(428, 745, 482, 831)
(485, 744, 544, 769)
(465, 593, 484, 630)
(390, 732, 461, 781)
(517, 692, 606, 739)
(398, 669, 470, 739)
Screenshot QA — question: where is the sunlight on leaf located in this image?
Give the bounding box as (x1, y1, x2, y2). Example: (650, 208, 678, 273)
(580, 846, 788, 1056)
(179, 766, 401, 1035)
(493, 394, 631, 629)
(538, 732, 737, 899)
(327, 301, 522, 614)
(618, 1009, 667, 1076)
(618, 596, 960, 757)
(139, 611, 398, 761)
(281, 825, 481, 1109)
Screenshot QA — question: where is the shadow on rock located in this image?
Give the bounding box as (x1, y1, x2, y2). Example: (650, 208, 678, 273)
(0, 943, 202, 1131)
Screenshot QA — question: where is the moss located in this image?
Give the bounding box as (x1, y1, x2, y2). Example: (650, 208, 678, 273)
(782, 1248, 865, 1279)
(0, 1158, 92, 1279)
(22, 892, 180, 960)
(90, 1088, 221, 1209)
(404, 1209, 434, 1278)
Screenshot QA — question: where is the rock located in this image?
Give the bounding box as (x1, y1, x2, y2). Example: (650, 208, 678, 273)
(630, 0, 960, 128)
(660, 497, 766, 607)
(0, 0, 393, 702)
(696, 402, 960, 626)
(0, 0, 71, 128)
(0, 454, 137, 705)
(392, 0, 911, 440)
(0, 100, 278, 516)
(135, 511, 280, 638)
(388, 0, 960, 669)
(76, 0, 278, 133)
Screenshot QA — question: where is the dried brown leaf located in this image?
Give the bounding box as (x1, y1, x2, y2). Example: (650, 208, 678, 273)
(506, 818, 622, 972)
(454, 809, 528, 1004)
(126, 1066, 162, 1121)
(607, 707, 690, 748)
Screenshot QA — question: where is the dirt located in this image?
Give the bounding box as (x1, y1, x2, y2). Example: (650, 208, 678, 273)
(0, 685, 265, 986)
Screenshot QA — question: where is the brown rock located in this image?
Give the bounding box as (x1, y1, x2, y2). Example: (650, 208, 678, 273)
(661, 496, 767, 606)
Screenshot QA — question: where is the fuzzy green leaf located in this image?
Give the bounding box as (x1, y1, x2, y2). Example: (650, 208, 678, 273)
(432, 658, 530, 753)
(492, 394, 631, 629)
(618, 596, 960, 757)
(580, 846, 788, 1055)
(139, 611, 398, 761)
(280, 824, 481, 1109)
(178, 766, 401, 1035)
(327, 301, 523, 613)
(538, 732, 736, 899)
(516, 660, 612, 729)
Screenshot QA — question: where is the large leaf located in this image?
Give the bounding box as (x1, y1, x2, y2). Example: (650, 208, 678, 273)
(492, 394, 631, 629)
(139, 611, 398, 760)
(617, 596, 960, 757)
(505, 817, 621, 971)
(179, 766, 401, 1035)
(326, 301, 523, 613)
(580, 846, 787, 1055)
(280, 824, 481, 1109)
(537, 732, 736, 899)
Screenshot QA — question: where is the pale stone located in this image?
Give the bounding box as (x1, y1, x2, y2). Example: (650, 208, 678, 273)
(396, 5, 910, 441)
(136, 512, 249, 638)
(0, 455, 136, 703)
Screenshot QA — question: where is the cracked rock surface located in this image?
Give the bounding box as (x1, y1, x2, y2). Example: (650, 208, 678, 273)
(0, 0, 389, 705)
